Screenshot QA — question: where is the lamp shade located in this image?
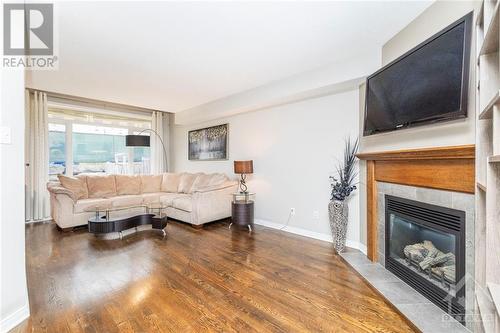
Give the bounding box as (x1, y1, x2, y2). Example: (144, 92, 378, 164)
(126, 135, 150, 147)
(234, 160, 253, 174)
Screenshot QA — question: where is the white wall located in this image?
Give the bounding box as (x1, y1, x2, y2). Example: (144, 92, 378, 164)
(173, 89, 362, 250)
(0, 69, 30, 331)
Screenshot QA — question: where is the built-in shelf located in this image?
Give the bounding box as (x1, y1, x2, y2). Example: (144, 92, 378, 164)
(479, 2, 500, 56)
(488, 282, 500, 316)
(488, 155, 500, 163)
(479, 89, 499, 119)
(473, 1, 499, 329)
(477, 181, 487, 191)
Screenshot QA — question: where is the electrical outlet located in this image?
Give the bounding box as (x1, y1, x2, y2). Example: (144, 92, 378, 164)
(313, 210, 320, 219)
(290, 208, 296, 216)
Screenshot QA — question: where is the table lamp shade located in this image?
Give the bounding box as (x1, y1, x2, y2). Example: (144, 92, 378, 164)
(126, 135, 150, 147)
(234, 160, 253, 174)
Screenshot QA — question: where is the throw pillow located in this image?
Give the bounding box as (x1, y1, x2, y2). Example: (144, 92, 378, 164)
(86, 175, 117, 198)
(161, 173, 182, 192)
(115, 175, 141, 195)
(178, 173, 200, 193)
(140, 175, 162, 193)
(58, 174, 88, 201)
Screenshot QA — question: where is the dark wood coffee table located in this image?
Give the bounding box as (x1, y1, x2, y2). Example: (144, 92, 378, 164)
(85, 203, 168, 239)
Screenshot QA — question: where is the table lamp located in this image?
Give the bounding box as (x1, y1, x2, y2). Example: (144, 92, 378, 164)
(234, 160, 253, 193)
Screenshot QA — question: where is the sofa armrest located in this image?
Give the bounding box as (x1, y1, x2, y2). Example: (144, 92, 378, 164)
(47, 182, 76, 202)
(193, 180, 239, 193)
(191, 182, 238, 224)
(51, 192, 78, 227)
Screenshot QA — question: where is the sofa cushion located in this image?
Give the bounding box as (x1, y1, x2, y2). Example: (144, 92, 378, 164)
(141, 192, 163, 204)
(86, 175, 117, 198)
(58, 174, 88, 201)
(190, 173, 213, 192)
(208, 173, 228, 186)
(159, 193, 190, 206)
(110, 195, 143, 207)
(141, 175, 162, 193)
(172, 196, 192, 212)
(115, 175, 141, 195)
(161, 173, 182, 192)
(178, 173, 200, 194)
(74, 198, 111, 214)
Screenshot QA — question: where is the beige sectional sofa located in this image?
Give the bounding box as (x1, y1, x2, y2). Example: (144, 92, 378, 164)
(47, 172, 238, 230)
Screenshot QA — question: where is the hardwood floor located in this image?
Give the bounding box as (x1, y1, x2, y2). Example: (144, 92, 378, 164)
(13, 220, 417, 332)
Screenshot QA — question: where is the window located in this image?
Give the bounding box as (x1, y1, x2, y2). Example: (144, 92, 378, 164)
(72, 124, 128, 174)
(48, 107, 151, 177)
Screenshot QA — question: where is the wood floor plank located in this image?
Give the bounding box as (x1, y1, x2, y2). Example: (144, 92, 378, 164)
(12, 220, 418, 333)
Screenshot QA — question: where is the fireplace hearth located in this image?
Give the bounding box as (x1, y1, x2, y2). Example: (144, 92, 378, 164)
(385, 195, 466, 322)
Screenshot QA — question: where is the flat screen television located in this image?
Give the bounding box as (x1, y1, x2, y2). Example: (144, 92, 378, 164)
(363, 12, 472, 136)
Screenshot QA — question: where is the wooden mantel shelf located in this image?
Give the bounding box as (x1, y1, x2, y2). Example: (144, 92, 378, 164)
(358, 144, 476, 262)
(356, 144, 475, 161)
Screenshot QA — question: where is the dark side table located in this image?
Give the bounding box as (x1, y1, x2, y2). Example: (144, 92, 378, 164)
(229, 192, 255, 232)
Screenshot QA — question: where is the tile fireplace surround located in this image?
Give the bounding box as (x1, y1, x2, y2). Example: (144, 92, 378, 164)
(353, 145, 476, 331)
(342, 182, 474, 332)
(382, 182, 473, 329)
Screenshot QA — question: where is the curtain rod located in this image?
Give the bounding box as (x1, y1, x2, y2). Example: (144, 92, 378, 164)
(25, 87, 171, 114)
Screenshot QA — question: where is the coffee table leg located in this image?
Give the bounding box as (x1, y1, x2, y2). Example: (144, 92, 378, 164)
(248, 225, 252, 233)
(229, 223, 233, 230)
(119, 231, 123, 240)
(162, 229, 166, 237)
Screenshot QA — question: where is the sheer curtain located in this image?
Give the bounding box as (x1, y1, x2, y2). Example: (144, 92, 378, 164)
(151, 111, 168, 174)
(25, 90, 50, 221)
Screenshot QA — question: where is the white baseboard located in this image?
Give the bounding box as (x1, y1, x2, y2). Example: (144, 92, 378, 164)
(1, 303, 29, 333)
(254, 219, 367, 255)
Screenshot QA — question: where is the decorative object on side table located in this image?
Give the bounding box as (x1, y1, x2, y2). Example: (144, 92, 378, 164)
(328, 138, 358, 253)
(234, 160, 253, 193)
(188, 124, 228, 161)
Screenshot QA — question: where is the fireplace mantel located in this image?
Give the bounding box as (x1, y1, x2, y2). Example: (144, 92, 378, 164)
(356, 144, 475, 261)
(356, 144, 475, 161)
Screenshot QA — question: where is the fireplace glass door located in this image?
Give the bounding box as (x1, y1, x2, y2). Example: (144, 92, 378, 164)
(388, 213, 457, 296)
(385, 195, 465, 320)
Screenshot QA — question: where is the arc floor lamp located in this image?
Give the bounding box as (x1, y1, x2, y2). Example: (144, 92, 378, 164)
(126, 129, 168, 169)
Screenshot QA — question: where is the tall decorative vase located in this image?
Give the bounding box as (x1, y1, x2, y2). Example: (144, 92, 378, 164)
(328, 200, 349, 253)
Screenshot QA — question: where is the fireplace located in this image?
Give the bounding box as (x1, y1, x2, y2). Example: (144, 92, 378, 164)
(385, 195, 466, 321)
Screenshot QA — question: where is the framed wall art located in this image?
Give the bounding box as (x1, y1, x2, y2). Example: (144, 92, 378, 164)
(188, 124, 228, 161)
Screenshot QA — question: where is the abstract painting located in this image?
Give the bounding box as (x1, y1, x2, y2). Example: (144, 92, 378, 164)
(188, 124, 228, 161)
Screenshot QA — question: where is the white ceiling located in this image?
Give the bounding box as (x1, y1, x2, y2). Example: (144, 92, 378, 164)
(27, 1, 433, 113)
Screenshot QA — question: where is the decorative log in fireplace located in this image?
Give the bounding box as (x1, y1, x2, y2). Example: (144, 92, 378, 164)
(400, 240, 457, 299)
